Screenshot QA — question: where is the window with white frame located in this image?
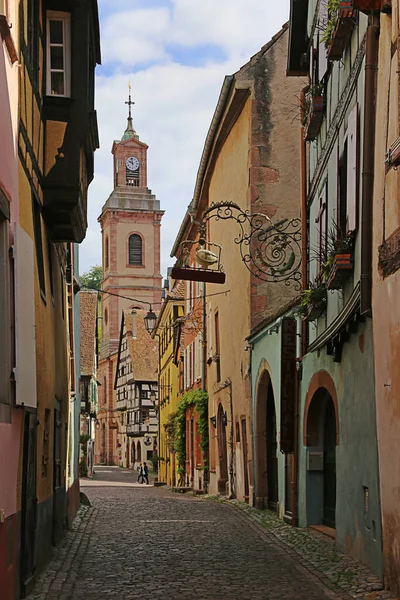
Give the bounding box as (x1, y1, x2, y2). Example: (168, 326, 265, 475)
(46, 12, 71, 97)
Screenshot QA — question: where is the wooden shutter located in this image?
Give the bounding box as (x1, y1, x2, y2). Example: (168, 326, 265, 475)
(318, 2, 328, 82)
(128, 234, 142, 265)
(346, 103, 359, 233)
(14, 224, 37, 408)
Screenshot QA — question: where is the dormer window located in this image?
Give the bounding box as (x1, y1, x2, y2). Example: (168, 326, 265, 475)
(46, 12, 71, 97)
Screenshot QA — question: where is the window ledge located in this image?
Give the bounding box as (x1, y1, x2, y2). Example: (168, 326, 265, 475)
(0, 15, 18, 64)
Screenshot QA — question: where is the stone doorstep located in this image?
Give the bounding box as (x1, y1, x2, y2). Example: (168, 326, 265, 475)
(310, 524, 336, 540)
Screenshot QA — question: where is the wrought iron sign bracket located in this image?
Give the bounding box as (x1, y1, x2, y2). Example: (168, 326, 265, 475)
(172, 201, 302, 288)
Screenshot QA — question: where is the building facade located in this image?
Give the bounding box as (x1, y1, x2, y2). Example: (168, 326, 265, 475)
(371, 0, 400, 591)
(288, 0, 383, 578)
(172, 25, 302, 502)
(0, 1, 20, 598)
(79, 289, 99, 478)
(115, 310, 158, 470)
(96, 99, 163, 466)
(154, 283, 184, 486)
(0, 1, 100, 598)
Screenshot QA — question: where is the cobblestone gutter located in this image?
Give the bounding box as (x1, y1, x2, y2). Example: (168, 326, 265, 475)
(203, 496, 398, 600)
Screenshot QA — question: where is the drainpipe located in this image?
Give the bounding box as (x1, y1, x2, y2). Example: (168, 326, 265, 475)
(300, 86, 309, 357)
(360, 15, 380, 316)
(202, 283, 208, 493)
(291, 88, 309, 527)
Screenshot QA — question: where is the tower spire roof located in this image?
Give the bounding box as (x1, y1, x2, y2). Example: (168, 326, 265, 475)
(122, 83, 139, 141)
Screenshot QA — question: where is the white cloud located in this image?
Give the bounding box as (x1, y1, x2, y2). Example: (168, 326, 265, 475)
(80, 1, 291, 276)
(101, 8, 171, 66)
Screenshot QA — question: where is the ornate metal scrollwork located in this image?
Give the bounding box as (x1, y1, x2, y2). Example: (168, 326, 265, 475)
(199, 201, 302, 289)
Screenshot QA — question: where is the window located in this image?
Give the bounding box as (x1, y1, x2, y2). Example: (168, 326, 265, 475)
(32, 191, 46, 297)
(46, 12, 71, 97)
(128, 234, 142, 265)
(105, 236, 109, 269)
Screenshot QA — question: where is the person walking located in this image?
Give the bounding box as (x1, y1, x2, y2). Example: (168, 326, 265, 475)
(137, 463, 143, 484)
(143, 462, 149, 485)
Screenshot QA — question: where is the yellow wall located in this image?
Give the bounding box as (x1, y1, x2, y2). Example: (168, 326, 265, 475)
(156, 299, 183, 485)
(206, 98, 252, 499)
(18, 0, 70, 506)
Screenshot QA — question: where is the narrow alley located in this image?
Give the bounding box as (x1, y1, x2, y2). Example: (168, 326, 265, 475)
(25, 467, 373, 600)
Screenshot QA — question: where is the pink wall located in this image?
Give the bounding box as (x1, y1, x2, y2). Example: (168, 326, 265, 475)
(0, 7, 19, 228)
(0, 412, 23, 517)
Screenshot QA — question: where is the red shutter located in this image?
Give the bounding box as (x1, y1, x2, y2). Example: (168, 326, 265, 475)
(318, 3, 328, 82)
(347, 103, 359, 233)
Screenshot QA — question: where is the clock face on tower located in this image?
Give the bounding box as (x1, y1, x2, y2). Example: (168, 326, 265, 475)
(126, 156, 139, 171)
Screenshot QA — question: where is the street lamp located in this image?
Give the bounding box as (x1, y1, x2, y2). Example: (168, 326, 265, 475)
(144, 307, 157, 335)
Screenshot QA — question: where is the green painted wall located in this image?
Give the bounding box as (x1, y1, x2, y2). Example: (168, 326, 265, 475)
(299, 319, 382, 578)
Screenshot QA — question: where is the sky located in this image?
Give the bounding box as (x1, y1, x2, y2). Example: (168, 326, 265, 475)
(80, 0, 291, 277)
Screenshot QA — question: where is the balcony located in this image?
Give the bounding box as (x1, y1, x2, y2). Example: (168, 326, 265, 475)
(116, 397, 127, 411)
(127, 423, 143, 436)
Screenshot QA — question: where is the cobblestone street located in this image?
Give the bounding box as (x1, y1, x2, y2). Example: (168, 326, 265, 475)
(27, 467, 387, 600)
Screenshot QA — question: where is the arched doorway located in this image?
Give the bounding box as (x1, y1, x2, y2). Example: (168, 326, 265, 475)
(217, 403, 228, 494)
(131, 441, 136, 467)
(137, 440, 141, 462)
(304, 381, 338, 529)
(254, 369, 278, 510)
(266, 382, 278, 510)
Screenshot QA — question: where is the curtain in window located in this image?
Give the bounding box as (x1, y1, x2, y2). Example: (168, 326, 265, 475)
(128, 234, 142, 265)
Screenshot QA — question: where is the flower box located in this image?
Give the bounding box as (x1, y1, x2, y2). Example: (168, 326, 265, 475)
(327, 3, 356, 61)
(303, 301, 327, 322)
(304, 96, 324, 141)
(326, 253, 353, 289)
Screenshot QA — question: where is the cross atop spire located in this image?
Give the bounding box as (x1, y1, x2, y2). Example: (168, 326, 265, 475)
(125, 82, 135, 119)
(122, 82, 139, 141)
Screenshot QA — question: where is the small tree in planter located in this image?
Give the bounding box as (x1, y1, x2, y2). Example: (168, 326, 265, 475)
(302, 84, 325, 141)
(299, 282, 327, 321)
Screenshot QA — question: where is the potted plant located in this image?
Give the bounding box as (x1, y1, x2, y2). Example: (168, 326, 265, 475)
(303, 84, 325, 141)
(299, 282, 327, 321)
(324, 226, 355, 290)
(322, 0, 356, 61)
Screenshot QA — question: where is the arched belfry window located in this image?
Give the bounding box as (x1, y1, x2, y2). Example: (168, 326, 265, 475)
(128, 234, 142, 265)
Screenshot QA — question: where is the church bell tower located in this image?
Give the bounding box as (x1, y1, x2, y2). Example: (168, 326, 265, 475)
(98, 88, 164, 360)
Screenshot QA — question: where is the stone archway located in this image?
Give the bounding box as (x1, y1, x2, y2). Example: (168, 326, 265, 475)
(254, 368, 278, 510)
(304, 371, 339, 529)
(217, 403, 228, 494)
(137, 440, 142, 462)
